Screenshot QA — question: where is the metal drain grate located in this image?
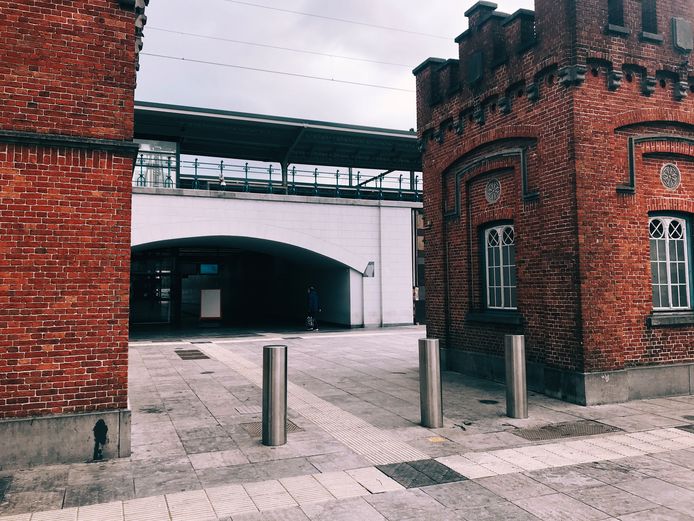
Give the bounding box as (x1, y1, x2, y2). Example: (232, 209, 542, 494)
(512, 420, 622, 441)
(174, 349, 210, 360)
(241, 420, 302, 437)
(376, 459, 466, 489)
(676, 424, 694, 435)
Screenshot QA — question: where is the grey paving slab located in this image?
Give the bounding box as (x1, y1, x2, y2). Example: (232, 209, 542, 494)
(525, 466, 607, 493)
(189, 449, 250, 470)
(514, 492, 612, 521)
(232, 506, 311, 521)
(307, 452, 372, 473)
(458, 501, 543, 521)
(300, 497, 386, 521)
(375, 462, 436, 489)
(566, 484, 656, 516)
(408, 459, 466, 485)
(571, 461, 649, 485)
(63, 482, 134, 509)
(617, 507, 694, 520)
(599, 414, 686, 432)
(615, 477, 694, 516)
(364, 489, 461, 521)
(421, 480, 502, 510)
(476, 473, 555, 501)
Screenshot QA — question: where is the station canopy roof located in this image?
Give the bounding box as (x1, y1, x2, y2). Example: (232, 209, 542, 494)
(134, 101, 422, 172)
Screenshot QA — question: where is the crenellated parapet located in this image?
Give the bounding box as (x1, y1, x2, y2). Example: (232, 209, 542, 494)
(414, 0, 693, 137)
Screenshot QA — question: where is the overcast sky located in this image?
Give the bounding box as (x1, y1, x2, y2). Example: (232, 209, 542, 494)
(136, 0, 533, 130)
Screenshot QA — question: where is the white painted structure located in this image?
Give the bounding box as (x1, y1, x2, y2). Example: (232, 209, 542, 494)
(132, 187, 421, 327)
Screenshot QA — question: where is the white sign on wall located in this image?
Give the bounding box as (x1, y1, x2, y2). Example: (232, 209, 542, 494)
(200, 289, 221, 319)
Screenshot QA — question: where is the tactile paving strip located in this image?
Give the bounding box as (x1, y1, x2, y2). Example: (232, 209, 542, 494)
(512, 420, 622, 441)
(201, 344, 429, 465)
(376, 459, 466, 489)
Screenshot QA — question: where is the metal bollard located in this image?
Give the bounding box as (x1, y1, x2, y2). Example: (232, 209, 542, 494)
(505, 335, 528, 419)
(262, 345, 287, 446)
(419, 338, 443, 428)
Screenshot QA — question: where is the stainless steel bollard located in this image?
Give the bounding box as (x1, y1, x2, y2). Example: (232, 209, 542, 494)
(419, 338, 443, 428)
(262, 345, 287, 446)
(505, 335, 528, 419)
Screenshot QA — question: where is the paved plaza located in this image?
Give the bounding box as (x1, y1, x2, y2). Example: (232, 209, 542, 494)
(2, 327, 694, 520)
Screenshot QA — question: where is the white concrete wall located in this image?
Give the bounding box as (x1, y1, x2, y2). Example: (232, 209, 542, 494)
(132, 188, 421, 327)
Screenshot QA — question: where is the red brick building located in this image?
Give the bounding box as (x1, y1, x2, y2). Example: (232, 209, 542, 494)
(415, 0, 694, 404)
(0, 0, 145, 466)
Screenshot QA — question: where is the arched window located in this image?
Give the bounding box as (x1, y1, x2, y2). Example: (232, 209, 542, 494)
(484, 224, 517, 309)
(642, 0, 658, 34)
(608, 0, 624, 26)
(649, 216, 691, 310)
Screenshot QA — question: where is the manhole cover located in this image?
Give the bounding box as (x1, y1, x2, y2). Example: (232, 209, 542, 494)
(241, 420, 302, 437)
(174, 349, 210, 360)
(376, 459, 466, 489)
(512, 420, 621, 441)
(479, 399, 499, 405)
(676, 424, 694, 435)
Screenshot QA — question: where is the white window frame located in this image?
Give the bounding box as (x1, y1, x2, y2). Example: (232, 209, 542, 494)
(649, 216, 691, 311)
(484, 224, 517, 310)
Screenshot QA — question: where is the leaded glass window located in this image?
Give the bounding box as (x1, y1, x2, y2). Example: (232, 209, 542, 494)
(649, 217, 691, 310)
(485, 224, 517, 309)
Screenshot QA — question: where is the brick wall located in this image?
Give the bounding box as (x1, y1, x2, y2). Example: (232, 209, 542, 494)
(0, 0, 138, 418)
(415, 0, 693, 377)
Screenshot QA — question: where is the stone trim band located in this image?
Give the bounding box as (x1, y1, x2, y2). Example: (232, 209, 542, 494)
(0, 130, 141, 156)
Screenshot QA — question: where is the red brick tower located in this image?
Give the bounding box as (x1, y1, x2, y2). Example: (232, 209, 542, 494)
(0, 0, 145, 465)
(415, 0, 694, 404)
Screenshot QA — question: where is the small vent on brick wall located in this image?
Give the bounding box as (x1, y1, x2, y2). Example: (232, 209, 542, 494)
(512, 420, 622, 441)
(241, 420, 302, 437)
(174, 349, 210, 360)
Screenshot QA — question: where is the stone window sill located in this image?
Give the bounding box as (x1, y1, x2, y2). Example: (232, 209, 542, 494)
(640, 31, 663, 44)
(647, 311, 694, 327)
(606, 24, 630, 37)
(466, 310, 523, 325)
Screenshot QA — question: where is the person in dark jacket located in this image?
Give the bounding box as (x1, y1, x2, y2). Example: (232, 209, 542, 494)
(307, 286, 320, 330)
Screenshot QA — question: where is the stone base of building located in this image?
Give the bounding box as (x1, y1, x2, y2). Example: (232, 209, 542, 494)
(0, 409, 131, 469)
(443, 348, 694, 405)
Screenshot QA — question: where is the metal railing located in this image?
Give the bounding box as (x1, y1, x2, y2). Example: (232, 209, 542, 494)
(132, 155, 422, 202)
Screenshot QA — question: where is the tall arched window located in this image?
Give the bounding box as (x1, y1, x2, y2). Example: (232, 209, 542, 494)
(484, 224, 517, 309)
(608, 0, 624, 26)
(650, 216, 691, 310)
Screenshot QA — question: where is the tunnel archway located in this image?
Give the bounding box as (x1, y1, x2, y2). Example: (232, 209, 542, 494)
(130, 236, 356, 331)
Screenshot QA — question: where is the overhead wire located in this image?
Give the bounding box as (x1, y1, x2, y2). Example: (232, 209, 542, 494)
(221, 0, 451, 40)
(140, 52, 415, 93)
(147, 27, 413, 68)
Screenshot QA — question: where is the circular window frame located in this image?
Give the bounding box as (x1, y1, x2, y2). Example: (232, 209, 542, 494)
(660, 163, 681, 190)
(485, 178, 501, 204)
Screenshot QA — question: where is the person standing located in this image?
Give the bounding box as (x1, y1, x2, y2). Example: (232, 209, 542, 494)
(307, 286, 320, 330)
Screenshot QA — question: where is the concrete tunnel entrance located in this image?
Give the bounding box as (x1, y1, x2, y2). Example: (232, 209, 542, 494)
(130, 236, 353, 331)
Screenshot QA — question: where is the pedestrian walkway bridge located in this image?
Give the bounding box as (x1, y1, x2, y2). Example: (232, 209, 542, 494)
(130, 103, 425, 331)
